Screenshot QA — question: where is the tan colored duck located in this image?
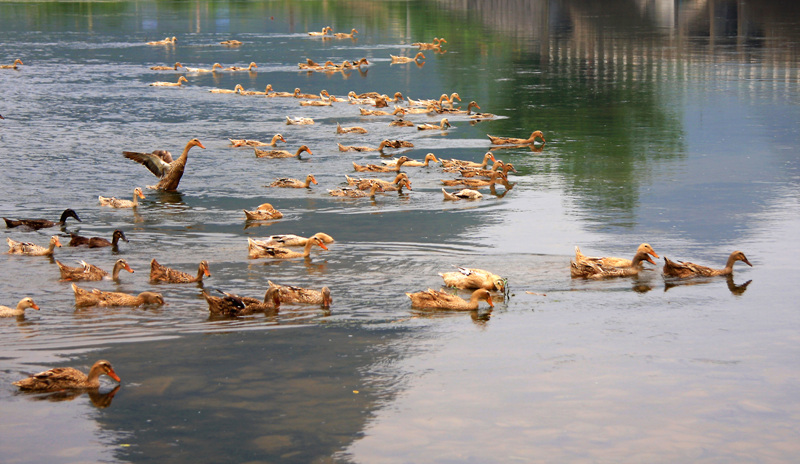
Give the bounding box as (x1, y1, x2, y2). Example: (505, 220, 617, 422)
(327, 184, 384, 198)
(94, 289, 165, 307)
(359, 107, 406, 117)
(147, 36, 176, 45)
(268, 174, 318, 188)
(375, 179, 411, 193)
(442, 188, 483, 201)
(0, 297, 40, 317)
(150, 259, 211, 283)
(338, 141, 394, 152)
(662, 251, 752, 278)
(247, 236, 328, 259)
(413, 37, 447, 50)
(382, 153, 438, 167)
(441, 171, 507, 188)
(251, 232, 334, 248)
(229, 134, 286, 147)
(571, 250, 656, 279)
(57, 258, 134, 281)
(4, 208, 81, 230)
(573, 243, 660, 269)
(391, 52, 426, 64)
(71, 283, 101, 307)
(336, 123, 368, 134)
(203, 287, 281, 316)
(346, 172, 410, 190)
(440, 152, 497, 169)
(149, 76, 188, 87)
(308, 26, 333, 36)
(7, 236, 61, 256)
(439, 267, 504, 291)
(333, 28, 358, 39)
(456, 162, 516, 178)
(286, 116, 315, 125)
(389, 118, 415, 127)
(14, 360, 120, 391)
(300, 98, 332, 107)
(99, 188, 145, 208)
(407, 93, 450, 107)
(243, 203, 284, 220)
(123, 138, 206, 191)
(268, 281, 332, 308)
(209, 84, 244, 94)
(417, 118, 451, 131)
(220, 39, 243, 46)
(407, 288, 494, 311)
(353, 156, 411, 172)
(487, 130, 546, 145)
(69, 229, 127, 249)
(436, 101, 480, 115)
(1, 59, 24, 69)
(254, 145, 312, 159)
(183, 63, 223, 73)
(225, 62, 257, 71)
(150, 62, 183, 71)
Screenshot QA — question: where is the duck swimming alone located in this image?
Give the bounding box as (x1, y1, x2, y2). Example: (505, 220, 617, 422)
(662, 251, 752, 278)
(3, 208, 81, 230)
(150, 259, 211, 284)
(69, 229, 127, 249)
(56, 258, 134, 281)
(13, 360, 120, 392)
(99, 188, 145, 208)
(0, 297, 40, 317)
(123, 138, 206, 191)
(243, 203, 284, 221)
(1, 59, 24, 69)
(390, 52, 426, 64)
(406, 288, 494, 311)
(7, 236, 62, 256)
(487, 130, 546, 145)
(147, 36, 176, 45)
(149, 76, 188, 87)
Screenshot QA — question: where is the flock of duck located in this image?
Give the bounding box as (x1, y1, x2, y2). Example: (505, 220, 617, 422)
(3, 30, 751, 391)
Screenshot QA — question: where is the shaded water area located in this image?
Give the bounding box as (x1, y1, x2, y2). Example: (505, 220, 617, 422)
(1, 0, 799, 462)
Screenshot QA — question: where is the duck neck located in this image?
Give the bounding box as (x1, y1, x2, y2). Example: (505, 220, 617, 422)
(85, 365, 104, 387)
(111, 261, 125, 280)
(195, 264, 206, 281)
(157, 141, 193, 190)
(722, 253, 739, 274)
(302, 240, 314, 257)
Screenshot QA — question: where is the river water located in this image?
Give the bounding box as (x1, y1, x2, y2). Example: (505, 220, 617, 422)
(1, 1, 799, 462)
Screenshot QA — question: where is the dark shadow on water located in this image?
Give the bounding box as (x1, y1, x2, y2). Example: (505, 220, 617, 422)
(663, 275, 753, 296)
(16, 385, 120, 409)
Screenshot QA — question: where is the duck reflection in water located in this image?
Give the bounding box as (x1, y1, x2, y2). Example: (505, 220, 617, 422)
(663, 275, 752, 296)
(19, 385, 120, 409)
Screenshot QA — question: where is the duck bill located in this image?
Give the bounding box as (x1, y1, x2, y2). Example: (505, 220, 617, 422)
(197, 142, 207, 149)
(486, 295, 494, 308)
(107, 369, 121, 383)
(31, 303, 40, 311)
(318, 242, 328, 250)
(204, 268, 212, 277)
(124, 263, 134, 273)
(650, 251, 660, 259)
(743, 257, 753, 267)
(645, 255, 656, 265)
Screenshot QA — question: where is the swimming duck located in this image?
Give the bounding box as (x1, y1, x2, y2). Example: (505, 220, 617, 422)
(487, 130, 546, 145)
(209, 84, 245, 94)
(68, 229, 128, 249)
(56, 258, 134, 281)
(441, 171, 507, 188)
(376, 178, 412, 193)
(439, 267, 504, 291)
(254, 145, 312, 159)
(123, 138, 206, 191)
(456, 162, 516, 178)
(442, 188, 483, 201)
(1, 59, 24, 69)
(436, 101, 481, 114)
(336, 123, 368, 134)
(308, 26, 333, 37)
(440, 152, 497, 169)
(268, 281, 332, 308)
(389, 118, 415, 127)
(662, 251, 752, 278)
(286, 116, 315, 125)
(243, 203, 284, 220)
(573, 243, 660, 269)
(300, 98, 332, 107)
(70, 283, 101, 307)
(390, 52, 426, 64)
(13, 360, 120, 392)
(407, 94, 450, 107)
(4, 208, 81, 230)
(250, 232, 334, 248)
(327, 184, 384, 198)
(333, 28, 358, 39)
(225, 62, 257, 71)
(229, 134, 286, 147)
(268, 174, 318, 188)
(183, 63, 223, 73)
(381, 153, 439, 167)
(203, 287, 281, 316)
(6, 236, 61, 256)
(149, 76, 188, 87)
(345, 173, 410, 190)
(247, 236, 328, 259)
(413, 37, 447, 50)
(417, 118, 451, 131)
(98, 188, 145, 208)
(150, 259, 211, 283)
(353, 156, 411, 172)
(149, 62, 183, 71)
(359, 107, 406, 117)
(0, 297, 40, 317)
(338, 141, 395, 152)
(93, 289, 165, 307)
(570, 250, 656, 279)
(406, 288, 493, 311)
(146, 36, 176, 45)
(220, 39, 243, 46)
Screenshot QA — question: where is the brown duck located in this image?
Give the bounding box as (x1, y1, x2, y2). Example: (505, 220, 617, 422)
(14, 360, 121, 391)
(203, 287, 281, 316)
(150, 259, 211, 283)
(662, 251, 752, 278)
(123, 138, 206, 191)
(57, 258, 134, 281)
(406, 288, 494, 311)
(69, 229, 128, 249)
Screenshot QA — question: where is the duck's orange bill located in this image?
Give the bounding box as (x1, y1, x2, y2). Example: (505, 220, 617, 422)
(318, 242, 328, 250)
(124, 263, 134, 273)
(486, 295, 494, 308)
(31, 303, 40, 311)
(197, 142, 206, 149)
(108, 369, 121, 382)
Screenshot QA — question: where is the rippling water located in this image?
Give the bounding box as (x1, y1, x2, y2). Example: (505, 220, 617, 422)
(1, 1, 800, 463)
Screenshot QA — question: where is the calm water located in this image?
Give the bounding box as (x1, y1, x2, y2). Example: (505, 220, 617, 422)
(1, 1, 799, 462)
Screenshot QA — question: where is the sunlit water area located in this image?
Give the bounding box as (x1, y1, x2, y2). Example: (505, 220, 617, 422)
(1, 0, 799, 462)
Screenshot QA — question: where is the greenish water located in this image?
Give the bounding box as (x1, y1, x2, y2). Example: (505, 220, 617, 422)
(1, 1, 799, 462)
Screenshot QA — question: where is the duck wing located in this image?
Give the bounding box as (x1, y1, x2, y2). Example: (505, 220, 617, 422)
(123, 151, 172, 178)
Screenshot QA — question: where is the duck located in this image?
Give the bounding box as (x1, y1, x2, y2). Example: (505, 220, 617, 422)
(442, 188, 483, 201)
(353, 156, 411, 172)
(0, 297, 40, 317)
(13, 360, 120, 392)
(487, 130, 546, 145)
(286, 116, 315, 125)
(573, 243, 660, 269)
(268, 281, 332, 308)
(209, 84, 245, 94)
(412, 37, 447, 50)
(146, 36, 176, 45)
(333, 28, 358, 39)
(122, 138, 206, 191)
(247, 236, 328, 259)
(4, 208, 81, 230)
(229, 134, 286, 147)
(203, 287, 281, 316)
(6, 236, 61, 256)
(98, 188, 145, 208)
(243, 203, 284, 220)
(417, 118, 451, 131)
(454, 161, 516, 178)
(345, 172, 410, 190)
(436, 101, 481, 115)
(1, 59, 24, 69)
(390, 52, 426, 64)
(441, 171, 507, 188)
(407, 94, 451, 107)
(150, 259, 211, 283)
(336, 123, 368, 134)
(299, 98, 332, 107)
(268, 174, 318, 188)
(68, 229, 128, 249)
(220, 39, 243, 46)
(149, 62, 183, 71)
(376, 178, 412, 193)
(439, 267, 505, 291)
(149, 76, 188, 87)
(381, 153, 438, 167)
(383, 139, 415, 148)
(183, 63, 223, 73)
(254, 145, 312, 159)
(308, 26, 333, 36)
(93, 289, 165, 307)
(338, 141, 395, 152)
(56, 258, 134, 281)
(359, 107, 406, 117)
(571, 250, 656, 279)
(406, 288, 494, 311)
(225, 62, 258, 71)
(327, 184, 384, 198)
(662, 251, 752, 278)
(389, 118, 415, 127)
(269, 86, 298, 97)
(250, 232, 334, 248)
(440, 152, 497, 169)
